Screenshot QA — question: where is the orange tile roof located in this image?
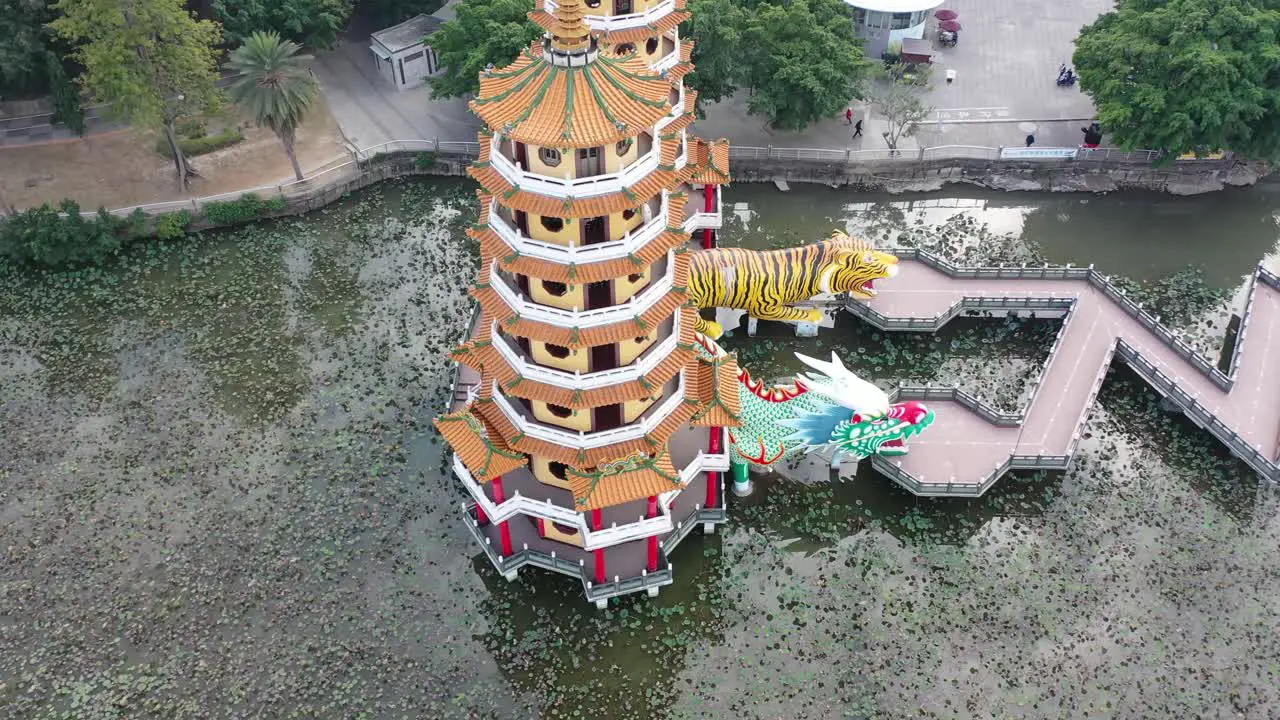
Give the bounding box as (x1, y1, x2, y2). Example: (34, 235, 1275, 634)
(434, 406, 529, 480)
(469, 190, 692, 284)
(471, 383, 702, 467)
(689, 352, 743, 427)
(688, 137, 731, 185)
(601, 13, 690, 45)
(469, 42, 673, 149)
(567, 451, 683, 510)
(468, 136, 692, 218)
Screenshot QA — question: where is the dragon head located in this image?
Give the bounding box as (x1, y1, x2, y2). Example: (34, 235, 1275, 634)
(831, 400, 935, 458)
(778, 352, 935, 460)
(822, 230, 900, 300)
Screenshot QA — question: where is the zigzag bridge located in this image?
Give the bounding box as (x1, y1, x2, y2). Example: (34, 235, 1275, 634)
(843, 249, 1280, 496)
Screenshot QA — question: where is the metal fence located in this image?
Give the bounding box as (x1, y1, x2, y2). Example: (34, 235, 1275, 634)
(87, 139, 482, 219)
(727, 144, 1228, 167)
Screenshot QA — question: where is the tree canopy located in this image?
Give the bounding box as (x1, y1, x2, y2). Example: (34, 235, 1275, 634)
(0, 0, 55, 98)
(736, 0, 872, 130)
(428, 0, 543, 99)
(684, 0, 746, 107)
(1073, 0, 1280, 158)
(212, 0, 354, 49)
(228, 31, 319, 181)
(51, 0, 223, 185)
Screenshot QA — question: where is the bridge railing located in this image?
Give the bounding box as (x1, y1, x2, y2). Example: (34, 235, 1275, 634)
(1228, 273, 1259, 383)
(1114, 341, 1279, 481)
(885, 247, 1235, 392)
(893, 384, 1021, 426)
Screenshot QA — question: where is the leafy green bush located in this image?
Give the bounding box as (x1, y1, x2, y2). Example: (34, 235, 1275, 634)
(156, 128, 244, 158)
(154, 210, 193, 240)
(0, 199, 131, 268)
(415, 151, 437, 169)
(46, 52, 85, 136)
(175, 117, 207, 138)
(201, 193, 286, 226)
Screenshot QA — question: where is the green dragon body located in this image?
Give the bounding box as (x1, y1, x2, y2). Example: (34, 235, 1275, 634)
(695, 333, 935, 494)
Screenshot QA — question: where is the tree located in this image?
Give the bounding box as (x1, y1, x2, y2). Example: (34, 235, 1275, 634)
(0, 0, 54, 98)
(212, 0, 354, 50)
(867, 64, 932, 153)
(684, 0, 747, 110)
(428, 0, 542, 100)
(1073, 0, 1280, 159)
(51, 0, 222, 189)
(227, 32, 319, 182)
(360, 0, 445, 28)
(46, 51, 85, 136)
(737, 0, 872, 130)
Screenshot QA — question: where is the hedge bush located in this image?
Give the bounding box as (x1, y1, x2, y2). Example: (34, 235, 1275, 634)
(201, 193, 287, 225)
(154, 210, 193, 240)
(0, 199, 132, 268)
(156, 128, 244, 158)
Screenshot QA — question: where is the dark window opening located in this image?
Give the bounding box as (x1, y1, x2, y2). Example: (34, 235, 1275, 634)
(551, 522, 580, 536)
(615, 43, 635, 55)
(542, 280, 569, 296)
(634, 336, 648, 344)
(548, 404, 573, 418)
(549, 461, 568, 479)
(540, 216, 564, 232)
(622, 208, 636, 220)
(627, 272, 644, 283)
(546, 343, 571, 358)
(645, 37, 658, 54)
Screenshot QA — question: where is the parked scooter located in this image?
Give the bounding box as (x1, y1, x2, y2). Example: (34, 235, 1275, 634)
(1057, 64, 1077, 87)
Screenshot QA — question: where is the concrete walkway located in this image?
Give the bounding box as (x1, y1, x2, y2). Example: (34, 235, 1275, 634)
(844, 252, 1280, 496)
(309, 17, 480, 150)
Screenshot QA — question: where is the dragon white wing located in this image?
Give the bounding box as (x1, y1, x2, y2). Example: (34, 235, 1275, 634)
(794, 351, 890, 417)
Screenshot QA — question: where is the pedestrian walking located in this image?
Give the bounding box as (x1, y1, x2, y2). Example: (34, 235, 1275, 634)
(853, 119, 863, 138)
(1025, 133, 1035, 147)
(845, 108, 853, 125)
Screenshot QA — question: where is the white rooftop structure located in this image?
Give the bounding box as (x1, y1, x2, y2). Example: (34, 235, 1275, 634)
(842, 0, 947, 58)
(370, 14, 445, 91)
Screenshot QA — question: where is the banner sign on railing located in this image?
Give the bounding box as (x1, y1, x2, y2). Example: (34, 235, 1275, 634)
(998, 147, 1079, 160)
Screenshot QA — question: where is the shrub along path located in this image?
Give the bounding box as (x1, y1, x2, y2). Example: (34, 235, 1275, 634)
(0, 96, 347, 212)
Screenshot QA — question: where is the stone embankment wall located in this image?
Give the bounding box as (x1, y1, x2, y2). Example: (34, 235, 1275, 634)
(722, 156, 1270, 196)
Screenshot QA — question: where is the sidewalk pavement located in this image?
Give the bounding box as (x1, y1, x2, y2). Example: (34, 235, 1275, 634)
(309, 16, 479, 150)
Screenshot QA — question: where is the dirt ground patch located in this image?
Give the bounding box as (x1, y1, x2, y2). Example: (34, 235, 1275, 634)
(0, 95, 348, 212)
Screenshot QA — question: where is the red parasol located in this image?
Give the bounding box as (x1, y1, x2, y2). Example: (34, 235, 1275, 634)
(939, 19, 962, 32)
(934, 9, 958, 20)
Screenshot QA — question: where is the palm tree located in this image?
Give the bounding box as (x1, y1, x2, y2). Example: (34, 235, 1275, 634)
(227, 32, 318, 182)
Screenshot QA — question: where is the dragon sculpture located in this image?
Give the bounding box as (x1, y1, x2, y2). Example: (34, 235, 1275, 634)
(686, 230, 901, 339)
(696, 334, 936, 494)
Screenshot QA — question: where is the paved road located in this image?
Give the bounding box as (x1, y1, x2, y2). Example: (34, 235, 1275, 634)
(314, 0, 1113, 153)
(859, 260, 1280, 493)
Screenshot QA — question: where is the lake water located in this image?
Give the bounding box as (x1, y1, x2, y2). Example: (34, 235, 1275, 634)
(2, 178, 1278, 719)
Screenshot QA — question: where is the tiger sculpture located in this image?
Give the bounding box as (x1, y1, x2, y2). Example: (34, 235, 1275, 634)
(687, 230, 900, 338)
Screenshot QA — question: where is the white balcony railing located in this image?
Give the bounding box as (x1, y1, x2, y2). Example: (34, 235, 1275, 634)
(655, 85, 686, 131)
(490, 137, 661, 198)
(653, 40, 681, 73)
(452, 428, 730, 549)
(487, 194, 669, 263)
(682, 186, 722, 232)
(490, 372, 687, 449)
(488, 253, 675, 328)
(489, 312, 681, 390)
(545, 0, 677, 32)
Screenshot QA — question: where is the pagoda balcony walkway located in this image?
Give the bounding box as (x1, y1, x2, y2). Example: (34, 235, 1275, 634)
(452, 425, 728, 550)
(681, 183, 722, 233)
(837, 249, 1280, 496)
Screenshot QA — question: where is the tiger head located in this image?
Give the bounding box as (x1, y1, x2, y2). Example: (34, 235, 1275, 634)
(820, 230, 899, 299)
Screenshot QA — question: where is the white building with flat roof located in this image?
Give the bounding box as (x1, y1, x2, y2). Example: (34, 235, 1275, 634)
(370, 14, 444, 91)
(843, 0, 945, 58)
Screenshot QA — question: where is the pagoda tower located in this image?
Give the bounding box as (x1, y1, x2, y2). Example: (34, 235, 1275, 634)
(434, 0, 736, 607)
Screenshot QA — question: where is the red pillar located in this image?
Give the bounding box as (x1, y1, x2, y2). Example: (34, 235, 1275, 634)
(491, 477, 513, 557)
(705, 426, 722, 509)
(592, 508, 606, 584)
(536, 518, 546, 538)
(474, 502, 489, 525)
(646, 495, 659, 572)
(701, 184, 717, 249)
